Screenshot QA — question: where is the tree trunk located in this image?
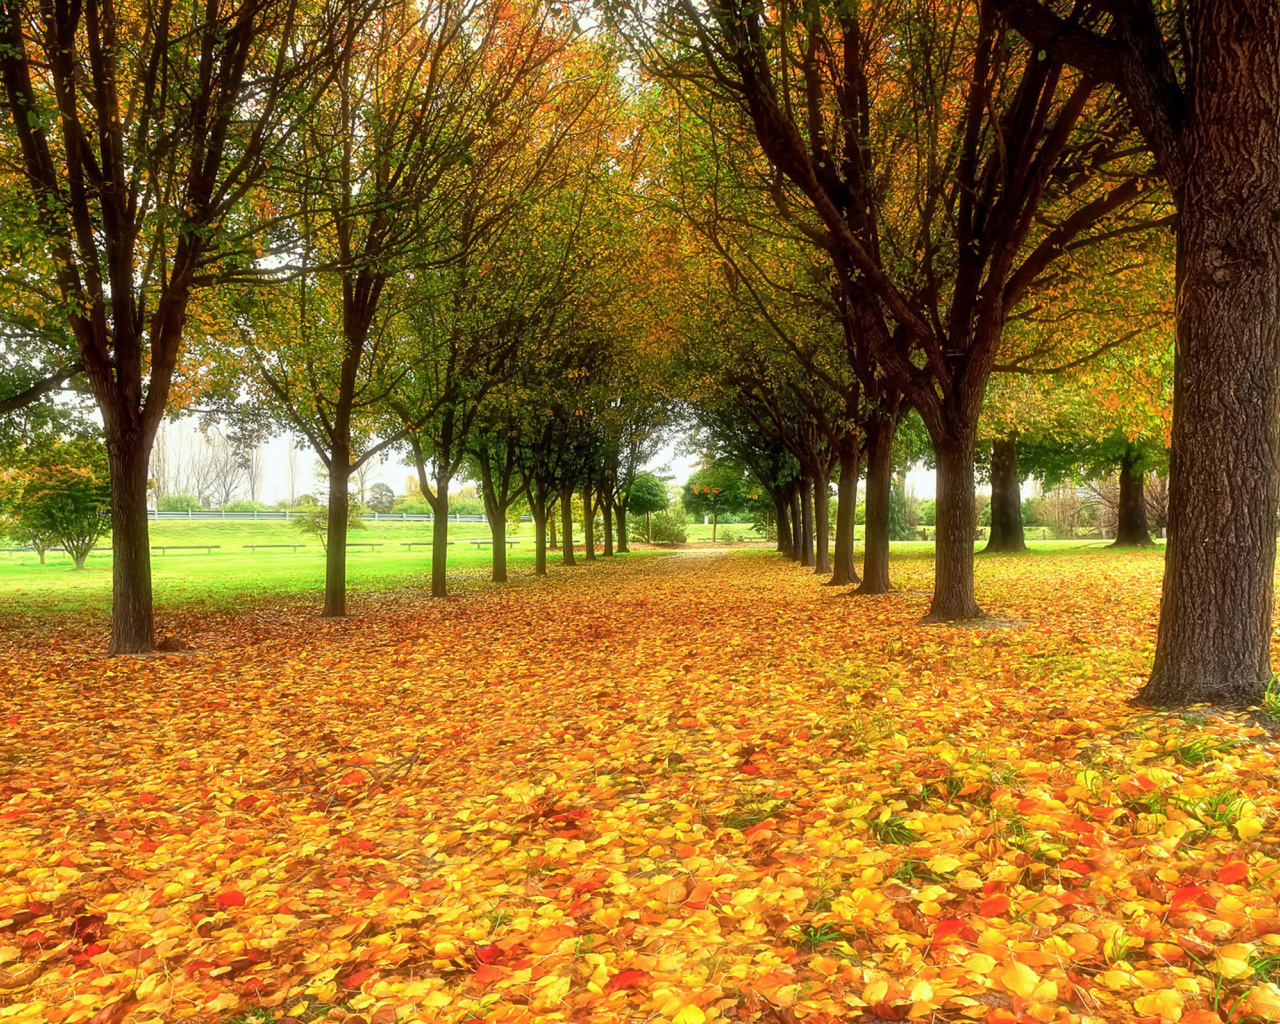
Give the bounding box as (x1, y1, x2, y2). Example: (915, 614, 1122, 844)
(581, 483, 596, 560)
(925, 436, 983, 621)
(616, 503, 630, 552)
(799, 477, 814, 568)
(983, 435, 1027, 553)
(788, 481, 802, 562)
(490, 513, 508, 582)
(830, 444, 860, 585)
(1111, 446, 1154, 548)
(430, 485, 450, 598)
(533, 504, 548, 577)
(711, 509, 718, 543)
(549, 500, 557, 549)
(105, 435, 155, 653)
(561, 484, 576, 566)
(857, 415, 894, 595)
(323, 461, 349, 618)
(1139, 170, 1280, 706)
(774, 492, 793, 557)
(811, 471, 832, 574)
(602, 494, 614, 556)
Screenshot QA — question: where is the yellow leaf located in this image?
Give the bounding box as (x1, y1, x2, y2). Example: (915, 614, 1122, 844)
(672, 1007, 706, 1024)
(1002, 961, 1038, 999)
(1134, 989, 1183, 1020)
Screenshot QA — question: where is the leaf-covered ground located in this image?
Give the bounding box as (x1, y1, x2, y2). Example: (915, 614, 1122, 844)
(2, 548, 1279, 1024)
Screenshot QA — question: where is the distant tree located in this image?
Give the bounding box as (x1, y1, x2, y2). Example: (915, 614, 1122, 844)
(292, 504, 366, 553)
(626, 471, 669, 544)
(683, 464, 748, 542)
(7, 457, 111, 569)
(367, 483, 396, 514)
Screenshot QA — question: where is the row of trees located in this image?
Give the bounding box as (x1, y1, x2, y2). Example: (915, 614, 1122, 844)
(597, 0, 1279, 707)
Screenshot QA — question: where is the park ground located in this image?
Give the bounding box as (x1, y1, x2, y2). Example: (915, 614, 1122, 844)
(1, 544, 1279, 1024)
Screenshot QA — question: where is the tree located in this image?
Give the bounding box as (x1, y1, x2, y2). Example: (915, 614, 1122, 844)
(616, 0, 1163, 620)
(984, 436, 1028, 554)
(6, 453, 111, 569)
(628, 472, 669, 544)
(683, 464, 748, 542)
(995, 0, 1280, 708)
(0, 0, 368, 650)
(292, 503, 365, 554)
(367, 483, 395, 514)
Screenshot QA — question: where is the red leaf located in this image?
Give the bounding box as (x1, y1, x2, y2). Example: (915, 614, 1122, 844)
(978, 894, 1011, 918)
(138, 793, 158, 805)
(215, 890, 246, 907)
(604, 968, 652, 993)
(474, 944, 502, 965)
(930, 918, 971, 944)
(1219, 861, 1250, 885)
(1170, 884, 1213, 911)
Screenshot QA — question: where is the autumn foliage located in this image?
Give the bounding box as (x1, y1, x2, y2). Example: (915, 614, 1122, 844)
(1, 549, 1278, 1023)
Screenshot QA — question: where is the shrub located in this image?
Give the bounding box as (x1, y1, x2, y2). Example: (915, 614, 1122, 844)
(448, 497, 485, 517)
(293, 494, 319, 508)
(393, 494, 433, 515)
(157, 493, 202, 512)
(647, 506, 688, 544)
(917, 498, 936, 526)
(223, 499, 271, 512)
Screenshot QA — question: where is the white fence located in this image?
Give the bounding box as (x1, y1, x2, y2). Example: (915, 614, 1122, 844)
(146, 510, 518, 522)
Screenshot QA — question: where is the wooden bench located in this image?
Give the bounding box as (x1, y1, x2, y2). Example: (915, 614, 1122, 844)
(152, 545, 221, 555)
(346, 542, 382, 551)
(400, 542, 432, 551)
(243, 544, 307, 553)
(467, 539, 519, 548)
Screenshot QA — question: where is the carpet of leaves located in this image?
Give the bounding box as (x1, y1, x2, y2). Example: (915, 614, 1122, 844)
(2, 549, 1279, 1024)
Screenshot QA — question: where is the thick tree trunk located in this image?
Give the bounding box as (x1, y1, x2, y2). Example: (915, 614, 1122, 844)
(602, 494, 614, 556)
(1139, 177, 1280, 706)
(830, 444, 861, 585)
(616, 503, 630, 553)
(490, 513, 508, 583)
(549, 501, 557, 549)
(788, 481, 802, 562)
(430, 485, 450, 598)
(925, 436, 983, 622)
(533, 505, 548, 577)
(811, 472, 832, 574)
(858, 418, 894, 595)
(983, 435, 1027, 553)
(323, 462, 350, 618)
(561, 484, 576, 566)
(774, 492, 792, 556)
(105, 435, 154, 653)
(581, 484, 596, 560)
(1111, 446, 1154, 548)
(799, 478, 815, 568)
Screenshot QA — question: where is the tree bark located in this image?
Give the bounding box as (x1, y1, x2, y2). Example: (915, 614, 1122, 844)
(532, 503, 548, 577)
(561, 484, 576, 566)
(581, 483, 595, 560)
(490, 513, 508, 582)
(788, 480, 802, 562)
(925, 436, 983, 621)
(430, 483, 450, 598)
(857, 416, 894, 595)
(105, 435, 155, 653)
(830, 443, 861, 585)
(774, 492, 793, 557)
(711, 509, 718, 543)
(549, 500, 557, 550)
(323, 460, 350, 618)
(602, 493, 614, 556)
(811, 472, 832, 574)
(983, 435, 1027, 553)
(616, 503, 630, 553)
(799, 477, 815, 568)
(1111, 445, 1153, 548)
(1139, 183, 1280, 706)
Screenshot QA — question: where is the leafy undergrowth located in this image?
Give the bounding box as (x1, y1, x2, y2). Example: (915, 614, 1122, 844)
(1, 548, 1278, 1024)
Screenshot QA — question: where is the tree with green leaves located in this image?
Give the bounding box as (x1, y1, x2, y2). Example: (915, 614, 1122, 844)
(683, 464, 749, 542)
(3, 446, 111, 569)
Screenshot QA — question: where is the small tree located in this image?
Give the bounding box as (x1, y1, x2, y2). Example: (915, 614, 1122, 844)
(367, 483, 396, 514)
(293, 504, 366, 554)
(11, 463, 111, 568)
(627, 471, 669, 544)
(682, 465, 749, 543)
